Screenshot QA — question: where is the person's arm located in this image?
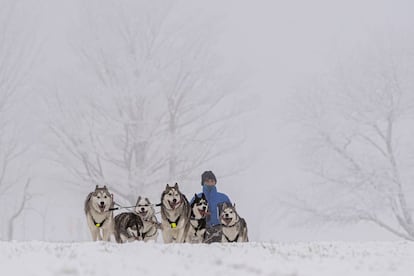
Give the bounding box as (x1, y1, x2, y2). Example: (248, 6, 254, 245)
(223, 194, 232, 205)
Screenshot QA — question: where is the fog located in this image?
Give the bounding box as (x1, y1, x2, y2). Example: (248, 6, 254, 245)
(1, 0, 413, 242)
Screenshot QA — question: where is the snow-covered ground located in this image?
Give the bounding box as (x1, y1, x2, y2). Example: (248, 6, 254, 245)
(1, 241, 413, 276)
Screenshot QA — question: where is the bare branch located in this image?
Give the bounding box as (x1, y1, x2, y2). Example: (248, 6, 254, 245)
(291, 43, 414, 240)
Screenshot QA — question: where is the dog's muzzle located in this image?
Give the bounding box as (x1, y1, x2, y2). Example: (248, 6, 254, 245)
(198, 209, 209, 217)
(222, 217, 232, 225)
(138, 210, 148, 217)
(98, 203, 106, 212)
(168, 200, 181, 209)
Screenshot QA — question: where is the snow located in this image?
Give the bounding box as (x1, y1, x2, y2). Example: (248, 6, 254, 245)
(1, 241, 413, 276)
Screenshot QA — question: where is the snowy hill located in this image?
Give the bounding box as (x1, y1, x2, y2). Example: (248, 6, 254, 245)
(1, 241, 413, 276)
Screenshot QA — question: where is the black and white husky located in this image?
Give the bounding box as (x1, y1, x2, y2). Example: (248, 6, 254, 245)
(113, 212, 144, 243)
(160, 183, 190, 243)
(84, 185, 114, 241)
(135, 196, 159, 242)
(185, 193, 209, 243)
(220, 202, 248, 243)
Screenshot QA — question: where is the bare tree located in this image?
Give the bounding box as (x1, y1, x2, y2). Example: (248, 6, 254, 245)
(0, 1, 36, 240)
(48, 0, 248, 205)
(291, 43, 414, 240)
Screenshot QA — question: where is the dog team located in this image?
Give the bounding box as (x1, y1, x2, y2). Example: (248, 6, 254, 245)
(84, 171, 248, 243)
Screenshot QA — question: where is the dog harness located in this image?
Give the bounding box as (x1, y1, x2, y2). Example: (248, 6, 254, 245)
(190, 217, 206, 236)
(222, 220, 241, 242)
(140, 218, 159, 238)
(142, 227, 158, 239)
(93, 218, 106, 228)
(224, 233, 239, 243)
(167, 216, 180, 228)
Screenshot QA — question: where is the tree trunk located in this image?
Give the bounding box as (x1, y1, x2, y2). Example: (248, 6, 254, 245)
(168, 114, 177, 180)
(5, 179, 31, 240)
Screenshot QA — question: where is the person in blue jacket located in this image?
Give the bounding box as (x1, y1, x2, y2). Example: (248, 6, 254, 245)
(193, 170, 232, 242)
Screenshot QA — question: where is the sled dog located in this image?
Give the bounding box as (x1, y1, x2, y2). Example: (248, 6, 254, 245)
(220, 202, 248, 243)
(114, 212, 144, 243)
(84, 185, 114, 241)
(185, 193, 208, 243)
(160, 183, 190, 243)
(135, 196, 159, 242)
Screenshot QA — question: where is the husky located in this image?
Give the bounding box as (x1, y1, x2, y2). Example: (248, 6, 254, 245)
(220, 202, 248, 243)
(135, 196, 159, 242)
(84, 185, 114, 241)
(185, 193, 209, 243)
(160, 183, 191, 243)
(113, 212, 144, 243)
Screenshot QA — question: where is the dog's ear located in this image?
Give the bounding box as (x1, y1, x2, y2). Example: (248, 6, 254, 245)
(95, 185, 99, 190)
(218, 202, 226, 216)
(84, 192, 93, 214)
(201, 193, 206, 200)
(233, 203, 236, 209)
(145, 197, 150, 204)
(166, 183, 170, 189)
(174, 183, 178, 189)
(136, 196, 141, 204)
(103, 185, 107, 190)
(194, 193, 199, 199)
(86, 192, 93, 202)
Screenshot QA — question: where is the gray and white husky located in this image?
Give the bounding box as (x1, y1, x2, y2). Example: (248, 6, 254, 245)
(185, 193, 208, 243)
(160, 183, 190, 243)
(84, 185, 114, 241)
(114, 212, 144, 243)
(220, 202, 248, 243)
(135, 196, 159, 242)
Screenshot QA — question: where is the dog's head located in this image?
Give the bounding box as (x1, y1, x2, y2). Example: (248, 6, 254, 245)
(161, 183, 183, 210)
(89, 185, 113, 213)
(220, 202, 239, 227)
(135, 196, 155, 220)
(126, 227, 139, 240)
(127, 215, 143, 240)
(191, 193, 208, 219)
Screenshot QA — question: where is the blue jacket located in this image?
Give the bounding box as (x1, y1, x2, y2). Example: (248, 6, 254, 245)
(193, 185, 231, 227)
